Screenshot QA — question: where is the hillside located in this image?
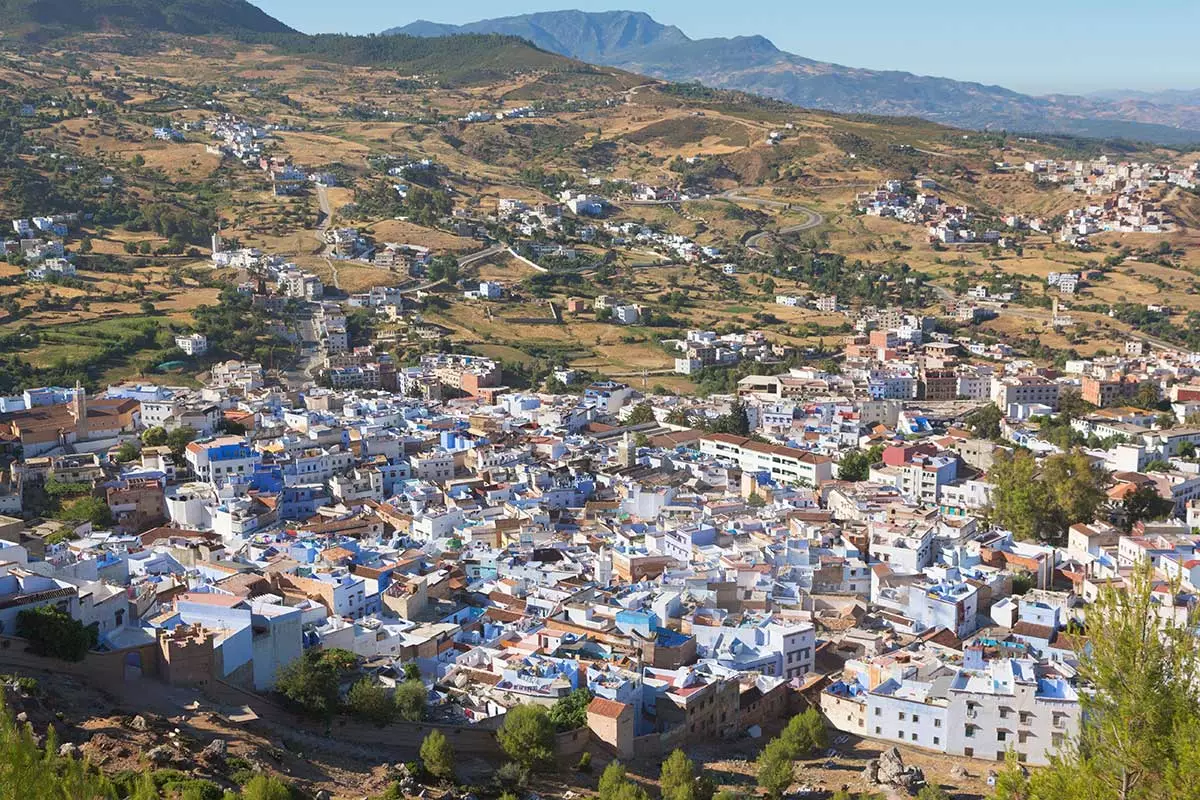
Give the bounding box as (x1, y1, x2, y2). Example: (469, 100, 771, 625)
(0, 0, 295, 37)
(387, 9, 1200, 145)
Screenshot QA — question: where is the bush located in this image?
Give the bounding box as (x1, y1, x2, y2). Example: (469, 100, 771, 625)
(16, 606, 98, 661)
(241, 775, 293, 800)
(493, 761, 529, 790)
(393, 679, 426, 722)
(576, 751, 592, 771)
(346, 677, 394, 726)
(548, 688, 593, 731)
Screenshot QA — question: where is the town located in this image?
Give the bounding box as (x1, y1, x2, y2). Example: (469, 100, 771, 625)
(1, 8, 1199, 800)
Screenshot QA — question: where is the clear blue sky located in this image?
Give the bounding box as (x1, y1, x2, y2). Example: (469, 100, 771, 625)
(253, 0, 1200, 95)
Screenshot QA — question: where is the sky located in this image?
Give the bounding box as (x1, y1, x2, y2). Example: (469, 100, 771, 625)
(252, 0, 1200, 95)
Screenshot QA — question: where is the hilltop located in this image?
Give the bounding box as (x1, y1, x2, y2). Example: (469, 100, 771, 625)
(0, 0, 295, 37)
(387, 9, 1200, 145)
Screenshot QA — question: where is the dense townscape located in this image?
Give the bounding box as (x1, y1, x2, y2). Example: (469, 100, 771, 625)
(1, 3, 1199, 800)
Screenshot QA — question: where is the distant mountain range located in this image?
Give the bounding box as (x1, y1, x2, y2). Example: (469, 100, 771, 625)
(386, 10, 1200, 146)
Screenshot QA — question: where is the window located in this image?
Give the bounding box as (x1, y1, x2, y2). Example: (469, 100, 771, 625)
(965, 726, 976, 738)
(1000, 707, 1011, 720)
(875, 708, 881, 716)
(933, 737, 940, 746)
(998, 731, 1008, 742)
(934, 718, 942, 728)
(898, 712, 906, 721)
(875, 726, 882, 735)
(913, 714, 920, 723)
(964, 747, 973, 758)
(911, 733, 918, 742)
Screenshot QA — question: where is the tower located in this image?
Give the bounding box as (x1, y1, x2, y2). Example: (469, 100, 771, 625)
(211, 231, 222, 256)
(595, 547, 613, 586)
(616, 431, 636, 469)
(70, 380, 88, 441)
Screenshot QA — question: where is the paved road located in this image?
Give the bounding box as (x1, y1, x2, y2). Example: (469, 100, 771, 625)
(744, 205, 826, 254)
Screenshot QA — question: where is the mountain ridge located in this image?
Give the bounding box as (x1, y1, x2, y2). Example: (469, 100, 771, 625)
(385, 9, 1200, 145)
(0, 0, 295, 36)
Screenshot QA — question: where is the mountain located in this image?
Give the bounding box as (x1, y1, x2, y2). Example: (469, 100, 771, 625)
(0, 0, 295, 37)
(386, 10, 1200, 145)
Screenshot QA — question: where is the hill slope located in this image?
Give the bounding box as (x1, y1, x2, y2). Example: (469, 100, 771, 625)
(0, 0, 295, 36)
(386, 9, 1200, 145)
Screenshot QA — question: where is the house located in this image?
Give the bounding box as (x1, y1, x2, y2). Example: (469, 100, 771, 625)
(175, 334, 208, 357)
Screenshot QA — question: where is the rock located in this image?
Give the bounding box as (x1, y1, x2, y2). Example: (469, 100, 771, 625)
(950, 764, 970, 779)
(201, 739, 227, 761)
(129, 715, 150, 732)
(58, 743, 79, 759)
(315, 792, 331, 800)
(862, 759, 880, 783)
(872, 747, 926, 793)
(14, 712, 28, 724)
(146, 745, 175, 766)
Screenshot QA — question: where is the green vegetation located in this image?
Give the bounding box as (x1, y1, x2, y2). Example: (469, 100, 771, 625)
(346, 677, 394, 726)
(598, 761, 650, 800)
(548, 687, 593, 731)
(988, 449, 1107, 544)
(838, 444, 884, 482)
(990, 562, 1200, 800)
(496, 703, 556, 771)
(419, 730, 455, 782)
(57, 495, 114, 527)
(272, 647, 357, 721)
(660, 749, 714, 800)
(393, 679, 427, 722)
(15, 605, 98, 661)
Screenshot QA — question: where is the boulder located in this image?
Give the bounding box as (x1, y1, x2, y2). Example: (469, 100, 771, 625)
(201, 739, 227, 761)
(871, 747, 926, 793)
(58, 743, 80, 759)
(950, 764, 970, 780)
(146, 745, 175, 766)
(129, 715, 150, 732)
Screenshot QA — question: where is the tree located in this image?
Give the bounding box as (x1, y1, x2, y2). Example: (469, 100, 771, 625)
(778, 708, 826, 757)
(1041, 450, 1108, 538)
(114, 440, 140, 463)
(420, 730, 455, 781)
(548, 688, 592, 731)
(755, 737, 795, 800)
(989, 449, 1106, 544)
(166, 425, 199, 458)
(999, 562, 1200, 800)
(988, 449, 1048, 541)
(56, 496, 113, 528)
(273, 649, 346, 721)
(665, 407, 692, 426)
(1121, 485, 1173, 532)
(241, 775, 293, 800)
(965, 403, 1003, 439)
(626, 402, 655, 425)
(496, 704, 555, 771)
(598, 761, 650, 800)
(15, 606, 98, 661)
(403, 662, 421, 682)
(660, 749, 698, 800)
(346, 678, 394, 726)
(393, 679, 426, 722)
(838, 448, 878, 482)
(141, 426, 168, 447)
(0, 697, 117, 800)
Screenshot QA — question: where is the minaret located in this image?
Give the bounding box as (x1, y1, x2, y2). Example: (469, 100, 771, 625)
(71, 380, 88, 441)
(616, 431, 636, 468)
(211, 231, 222, 256)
